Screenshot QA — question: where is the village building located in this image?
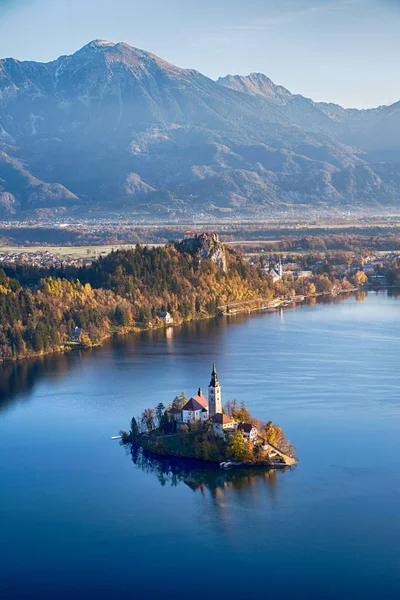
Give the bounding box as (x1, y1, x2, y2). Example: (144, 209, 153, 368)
(212, 413, 236, 437)
(158, 311, 174, 324)
(238, 423, 258, 442)
(71, 327, 82, 343)
(266, 259, 283, 283)
(268, 268, 281, 283)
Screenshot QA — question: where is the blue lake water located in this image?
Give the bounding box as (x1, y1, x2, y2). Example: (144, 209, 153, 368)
(1, 291, 400, 599)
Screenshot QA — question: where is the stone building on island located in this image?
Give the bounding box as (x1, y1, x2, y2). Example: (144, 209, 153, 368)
(181, 389, 208, 424)
(166, 363, 258, 443)
(238, 423, 258, 442)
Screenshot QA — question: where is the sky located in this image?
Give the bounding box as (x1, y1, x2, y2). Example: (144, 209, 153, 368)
(0, 0, 399, 108)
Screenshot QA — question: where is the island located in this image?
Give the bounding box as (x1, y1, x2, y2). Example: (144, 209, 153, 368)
(121, 363, 297, 468)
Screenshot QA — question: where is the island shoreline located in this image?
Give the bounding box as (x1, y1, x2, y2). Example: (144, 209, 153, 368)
(125, 440, 294, 471)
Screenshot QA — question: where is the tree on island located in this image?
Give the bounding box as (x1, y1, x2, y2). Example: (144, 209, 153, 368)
(155, 402, 166, 427)
(141, 408, 155, 433)
(224, 399, 252, 424)
(172, 392, 188, 409)
(130, 417, 139, 438)
(227, 431, 247, 462)
(264, 421, 295, 456)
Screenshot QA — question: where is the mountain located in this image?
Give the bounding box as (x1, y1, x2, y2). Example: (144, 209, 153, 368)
(217, 73, 293, 105)
(0, 40, 399, 218)
(217, 73, 400, 162)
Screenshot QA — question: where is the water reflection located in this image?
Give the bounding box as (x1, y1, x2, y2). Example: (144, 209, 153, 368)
(128, 444, 288, 500)
(0, 351, 88, 414)
(355, 290, 367, 302)
(387, 288, 400, 299)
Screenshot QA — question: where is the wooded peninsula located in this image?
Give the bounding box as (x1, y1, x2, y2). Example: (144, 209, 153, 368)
(0, 232, 385, 362)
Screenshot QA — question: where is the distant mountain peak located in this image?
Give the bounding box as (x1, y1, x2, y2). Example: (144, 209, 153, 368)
(80, 39, 117, 50)
(217, 72, 292, 105)
(70, 39, 197, 80)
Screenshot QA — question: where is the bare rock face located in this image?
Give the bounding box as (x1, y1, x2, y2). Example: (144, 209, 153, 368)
(0, 191, 19, 216)
(177, 232, 227, 272)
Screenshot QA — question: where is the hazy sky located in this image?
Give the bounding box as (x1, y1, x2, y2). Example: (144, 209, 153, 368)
(0, 0, 399, 108)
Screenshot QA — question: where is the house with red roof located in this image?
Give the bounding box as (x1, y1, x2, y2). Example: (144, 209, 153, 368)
(181, 389, 209, 424)
(211, 413, 236, 438)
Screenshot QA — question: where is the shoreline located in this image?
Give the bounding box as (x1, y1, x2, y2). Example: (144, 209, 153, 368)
(126, 440, 294, 471)
(0, 286, 366, 364)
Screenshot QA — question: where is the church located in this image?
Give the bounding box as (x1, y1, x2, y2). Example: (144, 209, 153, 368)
(166, 363, 257, 441)
(167, 363, 224, 425)
(167, 363, 237, 436)
(180, 362, 222, 422)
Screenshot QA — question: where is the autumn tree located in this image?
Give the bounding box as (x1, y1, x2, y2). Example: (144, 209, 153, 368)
(172, 392, 187, 409)
(352, 271, 368, 286)
(227, 431, 247, 462)
(141, 408, 155, 433)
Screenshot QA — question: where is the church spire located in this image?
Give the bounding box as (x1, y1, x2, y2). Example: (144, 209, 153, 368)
(209, 362, 219, 387)
(208, 362, 222, 417)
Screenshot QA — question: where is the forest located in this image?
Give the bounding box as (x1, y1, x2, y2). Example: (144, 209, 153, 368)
(0, 241, 367, 361)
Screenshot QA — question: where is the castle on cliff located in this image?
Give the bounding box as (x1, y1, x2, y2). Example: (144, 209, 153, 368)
(177, 232, 227, 272)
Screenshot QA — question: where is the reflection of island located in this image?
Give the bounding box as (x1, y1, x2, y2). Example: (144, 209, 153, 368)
(129, 444, 287, 496)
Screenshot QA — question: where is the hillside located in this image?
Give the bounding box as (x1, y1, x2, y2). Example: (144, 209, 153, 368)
(0, 40, 399, 217)
(0, 238, 274, 360)
(0, 235, 358, 361)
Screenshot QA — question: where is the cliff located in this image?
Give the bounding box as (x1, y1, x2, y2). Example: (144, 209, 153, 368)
(176, 232, 227, 271)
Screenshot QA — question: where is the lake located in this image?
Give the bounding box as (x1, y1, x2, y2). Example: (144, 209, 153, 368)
(1, 291, 400, 599)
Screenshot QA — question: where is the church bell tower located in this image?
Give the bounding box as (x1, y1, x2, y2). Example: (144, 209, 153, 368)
(208, 362, 222, 417)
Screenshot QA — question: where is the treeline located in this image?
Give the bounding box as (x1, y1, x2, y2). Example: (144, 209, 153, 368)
(262, 233, 400, 253)
(0, 242, 361, 362)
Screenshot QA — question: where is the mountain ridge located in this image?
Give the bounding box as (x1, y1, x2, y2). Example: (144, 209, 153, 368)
(0, 40, 399, 218)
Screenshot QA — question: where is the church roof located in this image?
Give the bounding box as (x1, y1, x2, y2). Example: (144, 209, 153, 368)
(213, 413, 233, 425)
(189, 394, 208, 408)
(182, 398, 206, 412)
